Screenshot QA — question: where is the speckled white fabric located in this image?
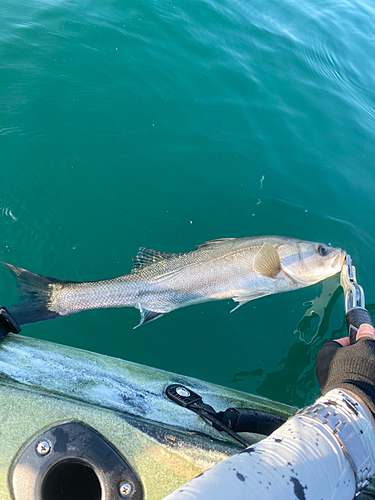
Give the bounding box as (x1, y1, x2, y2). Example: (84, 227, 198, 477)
(163, 389, 375, 500)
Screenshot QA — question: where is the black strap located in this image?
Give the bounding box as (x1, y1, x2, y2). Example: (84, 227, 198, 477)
(166, 384, 286, 447)
(0, 306, 21, 343)
(214, 407, 286, 435)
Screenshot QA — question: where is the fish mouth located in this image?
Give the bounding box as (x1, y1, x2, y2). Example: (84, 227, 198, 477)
(333, 249, 347, 269)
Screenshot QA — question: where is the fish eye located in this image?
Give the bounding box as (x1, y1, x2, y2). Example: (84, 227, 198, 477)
(317, 245, 328, 256)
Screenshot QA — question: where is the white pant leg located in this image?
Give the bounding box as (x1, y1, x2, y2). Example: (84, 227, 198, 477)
(162, 390, 375, 500)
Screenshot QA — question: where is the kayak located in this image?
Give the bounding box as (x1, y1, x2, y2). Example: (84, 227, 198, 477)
(0, 333, 294, 500)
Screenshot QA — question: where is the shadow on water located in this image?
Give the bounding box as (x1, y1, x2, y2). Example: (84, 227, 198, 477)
(255, 279, 375, 408)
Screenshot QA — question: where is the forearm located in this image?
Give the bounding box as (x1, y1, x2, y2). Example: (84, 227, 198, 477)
(163, 389, 375, 500)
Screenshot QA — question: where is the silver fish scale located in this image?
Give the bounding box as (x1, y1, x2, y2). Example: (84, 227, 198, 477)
(48, 236, 343, 320)
(52, 238, 264, 315)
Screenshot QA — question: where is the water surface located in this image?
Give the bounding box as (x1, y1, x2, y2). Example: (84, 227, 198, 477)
(1, 0, 375, 408)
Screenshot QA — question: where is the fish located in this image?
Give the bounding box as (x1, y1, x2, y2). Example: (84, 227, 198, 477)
(3, 236, 346, 328)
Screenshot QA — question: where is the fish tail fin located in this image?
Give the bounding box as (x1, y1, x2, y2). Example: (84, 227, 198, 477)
(3, 263, 68, 325)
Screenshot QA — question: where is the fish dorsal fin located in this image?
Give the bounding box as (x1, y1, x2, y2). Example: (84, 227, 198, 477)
(131, 247, 180, 272)
(253, 242, 281, 279)
(195, 238, 236, 250)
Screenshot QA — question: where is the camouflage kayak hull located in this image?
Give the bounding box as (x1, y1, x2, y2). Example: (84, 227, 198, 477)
(0, 334, 295, 500)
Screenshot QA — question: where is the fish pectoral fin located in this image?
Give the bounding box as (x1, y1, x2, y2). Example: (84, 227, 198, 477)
(230, 291, 269, 312)
(134, 306, 165, 329)
(131, 248, 182, 272)
(253, 242, 281, 279)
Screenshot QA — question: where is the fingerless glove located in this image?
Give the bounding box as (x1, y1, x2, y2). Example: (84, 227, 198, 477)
(316, 338, 375, 416)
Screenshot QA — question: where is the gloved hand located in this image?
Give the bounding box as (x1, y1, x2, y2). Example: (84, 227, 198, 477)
(316, 324, 375, 417)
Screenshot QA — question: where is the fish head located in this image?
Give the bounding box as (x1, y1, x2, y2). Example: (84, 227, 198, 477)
(280, 240, 346, 286)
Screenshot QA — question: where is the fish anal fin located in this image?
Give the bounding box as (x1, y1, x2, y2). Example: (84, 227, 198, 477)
(134, 306, 164, 328)
(230, 291, 269, 312)
(253, 242, 281, 279)
(131, 248, 181, 272)
(195, 238, 236, 250)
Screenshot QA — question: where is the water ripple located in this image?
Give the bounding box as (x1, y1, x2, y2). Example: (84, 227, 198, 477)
(298, 41, 343, 84)
(1, 207, 18, 222)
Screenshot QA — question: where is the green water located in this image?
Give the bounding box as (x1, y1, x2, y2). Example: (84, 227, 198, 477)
(1, 0, 375, 408)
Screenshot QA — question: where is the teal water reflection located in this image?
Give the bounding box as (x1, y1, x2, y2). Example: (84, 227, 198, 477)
(1, 0, 375, 408)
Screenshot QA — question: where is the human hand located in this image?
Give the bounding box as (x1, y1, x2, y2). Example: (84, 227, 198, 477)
(330, 323, 375, 347)
(316, 323, 375, 424)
